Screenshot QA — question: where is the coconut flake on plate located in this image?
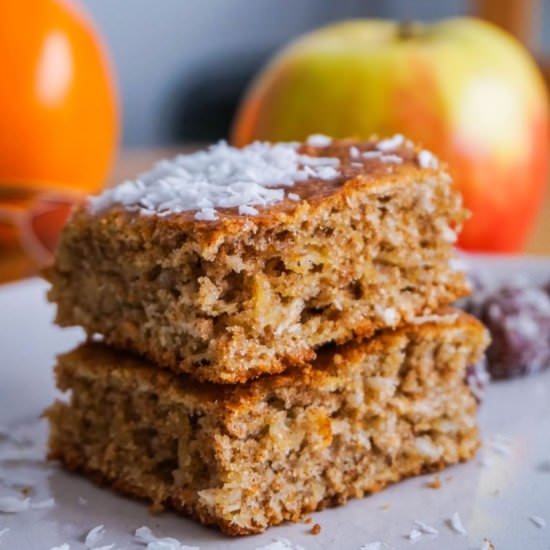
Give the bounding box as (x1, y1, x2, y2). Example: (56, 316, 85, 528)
(31, 497, 55, 509)
(0, 496, 30, 513)
(413, 520, 439, 535)
(407, 528, 422, 541)
(447, 511, 467, 535)
(255, 538, 305, 550)
(49, 545, 70, 550)
(489, 435, 512, 456)
(359, 543, 385, 550)
(530, 515, 546, 528)
(134, 526, 199, 550)
(85, 525, 106, 548)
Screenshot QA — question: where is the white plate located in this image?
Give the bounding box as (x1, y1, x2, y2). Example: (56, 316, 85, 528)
(1, 255, 550, 550)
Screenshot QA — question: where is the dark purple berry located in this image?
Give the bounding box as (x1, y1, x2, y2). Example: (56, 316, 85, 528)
(462, 280, 550, 379)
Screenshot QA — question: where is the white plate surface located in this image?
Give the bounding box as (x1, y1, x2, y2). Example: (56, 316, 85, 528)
(1, 254, 550, 550)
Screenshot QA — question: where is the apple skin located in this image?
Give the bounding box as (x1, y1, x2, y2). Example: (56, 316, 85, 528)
(232, 17, 549, 252)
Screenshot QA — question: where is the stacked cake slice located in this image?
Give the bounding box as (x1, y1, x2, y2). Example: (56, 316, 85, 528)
(46, 135, 488, 535)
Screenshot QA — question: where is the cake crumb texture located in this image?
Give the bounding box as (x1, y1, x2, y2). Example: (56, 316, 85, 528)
(47, 137, 469, 384)
(46, 311, 488, 535)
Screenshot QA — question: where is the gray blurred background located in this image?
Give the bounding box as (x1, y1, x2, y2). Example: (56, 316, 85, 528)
(81, 0, 548, 146)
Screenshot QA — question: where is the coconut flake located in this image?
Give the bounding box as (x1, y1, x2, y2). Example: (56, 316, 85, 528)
(287, 192, 299, 201)
(362, 151, 383, 160)
(134, 526, 199, 550)
(418, 150, 439, 169)
(31, 497, 55, 509)
(194, 208, 218, 221)
(440, 224, 457, 243)
(489, 436, 512, 456)
(85, 525, 106, 548)
(359, 543, 384, 550)
(380, 154, 403, 164)
(0, 528, 9, 539)
(306, 134, 332, 147)
(50, 545, 70, 550)
(78, 496, 88, 505)
(378, 306, 399, 325)
(255, 538, 305, 550)
(410, 313, 458, 325)
(479, 455, 493, 468)
(0, 496, 30, 513)
(238, 205, 259, 215)
(414, 520, 439, 535)
(530, 515, 546, 528)
(376, 134, 404, 152)
(89, 141, 340, 221)
(448, 512, 467, 535)
(407, 528, 422, 541)
(350, 146, 360, 158)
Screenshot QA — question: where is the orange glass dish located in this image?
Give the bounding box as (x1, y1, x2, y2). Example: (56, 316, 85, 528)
(0, 0, 119, 279)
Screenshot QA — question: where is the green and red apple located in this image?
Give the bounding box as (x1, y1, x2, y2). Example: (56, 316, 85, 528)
(232, 17, 549, 252)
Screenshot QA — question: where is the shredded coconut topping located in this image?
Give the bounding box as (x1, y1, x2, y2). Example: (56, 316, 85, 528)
(380, 154, 403, 164)
(376, 134, 405, 151)
(418, 150, 439, 169)
(88, 140, 341, 221)
(0, 528, 9, 539)
(306, 134, 332, 147)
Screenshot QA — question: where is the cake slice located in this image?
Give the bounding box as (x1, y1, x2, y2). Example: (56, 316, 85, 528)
(47, 135, 469, 383)
(46, 310, 488, 535)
